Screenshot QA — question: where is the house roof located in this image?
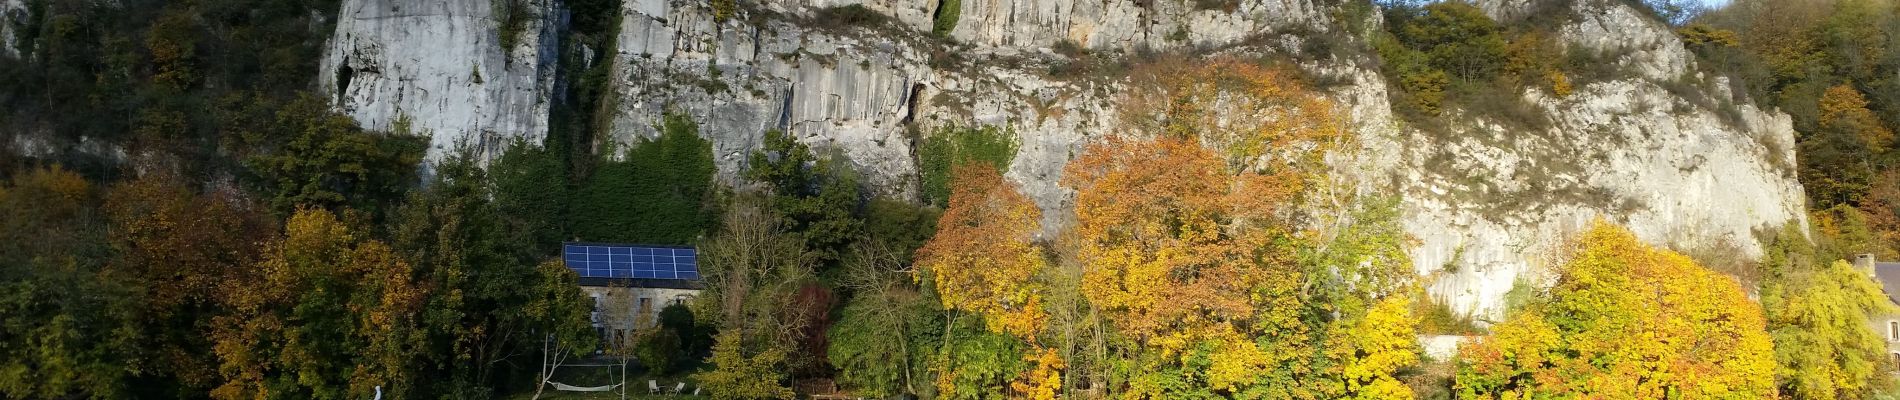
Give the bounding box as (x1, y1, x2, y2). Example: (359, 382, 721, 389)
(1874, 262, 1900, 305)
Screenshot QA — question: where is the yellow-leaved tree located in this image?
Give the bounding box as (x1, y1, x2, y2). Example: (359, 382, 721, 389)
(1066, 57, 1399, 399)
(913, 164, 1059, 398)
(1456, 221, 1776, 398)
(211, 208, 428, 400)
(915, 164, 1049, 338)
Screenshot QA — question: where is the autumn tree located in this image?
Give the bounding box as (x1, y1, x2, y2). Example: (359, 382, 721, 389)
(210, 208, 428, 400)
(1456, 222, 1776, 398)
(913, 164, 1060, 397)
(1758, 225, 1897, 399)
(916, 165, 1048, 338)
(1804, 84, 1896, 208)
(102, 171, 276, 394)
(1068, 57, 1367, 398)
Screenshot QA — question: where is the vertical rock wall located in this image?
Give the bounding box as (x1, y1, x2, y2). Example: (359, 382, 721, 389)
(319, 0, 564, 161)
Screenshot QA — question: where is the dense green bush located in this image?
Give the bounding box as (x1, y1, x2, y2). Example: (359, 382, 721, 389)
(918, 125, 1018, 206)
(570, 114, 718, 245)
(933, 0, 961, 37)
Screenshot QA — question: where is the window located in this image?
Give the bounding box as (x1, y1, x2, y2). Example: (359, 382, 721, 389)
(1892, 353, 1899, 368)
(1889, 321, 1898, 341)
(639, 297, 652, 313)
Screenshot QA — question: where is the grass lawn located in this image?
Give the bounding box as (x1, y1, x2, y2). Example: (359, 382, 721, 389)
(501, 359, 707, 400)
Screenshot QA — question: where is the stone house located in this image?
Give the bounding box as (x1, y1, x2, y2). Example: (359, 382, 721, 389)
(562, 242, 702, 350)
(1853, 254, 1900, 368)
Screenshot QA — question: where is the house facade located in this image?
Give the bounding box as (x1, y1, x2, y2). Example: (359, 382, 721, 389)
(562, 242, 703, 348)
(1852, 254, 1900, 368)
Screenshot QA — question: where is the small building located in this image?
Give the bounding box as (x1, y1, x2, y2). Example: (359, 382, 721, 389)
(1852, 254, 1900, 369)
(563, 242, 702, 348)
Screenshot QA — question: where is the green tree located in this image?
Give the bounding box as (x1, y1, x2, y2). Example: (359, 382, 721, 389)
(746, 129, 863, 267)
(917, 125, 1018, 206)
(492, 138, 571, 256)
(1759, 225, 1898, 399)
(237, 94, 426, 218)
(391, 146, 589, 397)
(695, 197, 811, 398)
(0, 166, 141, 399)
(1393, 1, 1508, 81)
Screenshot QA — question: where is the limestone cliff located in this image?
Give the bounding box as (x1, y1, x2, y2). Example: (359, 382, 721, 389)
(318, 0, 1808, 318)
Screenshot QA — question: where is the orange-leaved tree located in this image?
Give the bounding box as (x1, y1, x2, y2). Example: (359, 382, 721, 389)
(210, 208, 428, 400)
(1069, 57, 1349, 398)
(104, 171, 276, 390)
(915, 164, 1048, 337)
(1064, 136, 1303, 395)
(1456, 221, 1776, 398)
(913, 164, 1057, 398)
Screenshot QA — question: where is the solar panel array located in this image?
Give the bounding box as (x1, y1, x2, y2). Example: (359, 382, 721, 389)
(563, 243, 700, 280)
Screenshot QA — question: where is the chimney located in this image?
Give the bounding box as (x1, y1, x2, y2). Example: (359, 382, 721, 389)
(1855, 254, 1878, 276)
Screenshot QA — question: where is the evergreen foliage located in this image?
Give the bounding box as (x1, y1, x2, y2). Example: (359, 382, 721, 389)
(570, 114, 719, 245)
(917, 125, 1018, 207)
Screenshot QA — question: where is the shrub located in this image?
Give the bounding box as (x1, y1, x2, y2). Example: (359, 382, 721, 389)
(815, 4, 889, 29)
(568, 113, 717, 244)
(917, 125, 1018, 206)
(932, 0, 960, 37)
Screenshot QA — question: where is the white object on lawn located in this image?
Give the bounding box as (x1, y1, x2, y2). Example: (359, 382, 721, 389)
(672, 382, 686, 394)
(649, 380, 661, 394)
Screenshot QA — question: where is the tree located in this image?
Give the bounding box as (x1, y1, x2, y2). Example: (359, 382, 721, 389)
(914, 164, 1060, 397)
(209, 208, 428, 400)
(917, 125, 1018, 206)
(237, 94, 426, 218)
(1324, 295, 1419, 400)
(746, 129, 864, 266)
(1758, 225, 1897, 399)
(1456, 222, 1776, 398)
(694, 197, 811, 398)
(102, 171, 275, 394)
(915, 164, 1048, 337)
(1804, 84, 1895, 208)
(527, 259, 600, 400)
(1064, 136, 1298, 396)
(1394, 1, 1508, 81)
(391, 147, 583, 396)
(491, 138, 571, 256)
(0, 166, 141, 399)
(694, 331, 796, 400)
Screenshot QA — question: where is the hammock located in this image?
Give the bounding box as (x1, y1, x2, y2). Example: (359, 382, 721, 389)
(548, 381, 622, 392)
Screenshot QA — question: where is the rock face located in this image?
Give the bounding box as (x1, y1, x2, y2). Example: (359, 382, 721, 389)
(319, 0, 1808, 318)
(1, 0, 25, 59)
(318, 0, 564, 160)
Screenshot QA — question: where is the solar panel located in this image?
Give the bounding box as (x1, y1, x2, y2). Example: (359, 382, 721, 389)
(562, 243, 700, 280)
